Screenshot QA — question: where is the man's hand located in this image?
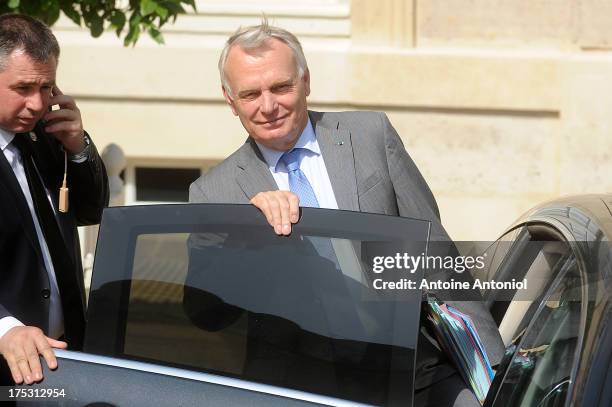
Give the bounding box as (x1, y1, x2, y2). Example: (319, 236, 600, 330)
(0, 326, 67, 384)
(43, 86, 85, 154)
(250, 191, 300, 235)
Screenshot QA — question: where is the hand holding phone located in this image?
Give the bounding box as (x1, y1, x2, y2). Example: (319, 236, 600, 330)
(43, 85, 86, 155)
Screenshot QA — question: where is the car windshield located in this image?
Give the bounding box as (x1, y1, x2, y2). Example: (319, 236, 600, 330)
(85, 204, 431, 406)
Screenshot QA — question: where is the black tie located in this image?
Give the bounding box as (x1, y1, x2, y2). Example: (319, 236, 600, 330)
(11, 134, 85, 348)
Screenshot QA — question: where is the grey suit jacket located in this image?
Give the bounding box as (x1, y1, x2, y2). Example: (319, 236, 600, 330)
(190, 110, 450, 240)
(189, 110, 505, 393)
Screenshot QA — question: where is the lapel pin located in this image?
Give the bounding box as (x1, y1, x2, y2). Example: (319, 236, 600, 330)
(29, 132, 37, 142)
(336, 141, 344, 146)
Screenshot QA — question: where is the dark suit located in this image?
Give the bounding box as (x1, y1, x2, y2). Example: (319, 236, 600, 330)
(0, 123, 108, 352)
(188, 111, 504, 406)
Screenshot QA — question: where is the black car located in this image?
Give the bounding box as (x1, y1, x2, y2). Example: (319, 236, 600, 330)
(13, 196, 612, 406)
(479, 194, 612, 407)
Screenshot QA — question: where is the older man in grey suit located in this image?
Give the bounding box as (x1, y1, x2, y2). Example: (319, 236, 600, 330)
(189, 21, 503, 407)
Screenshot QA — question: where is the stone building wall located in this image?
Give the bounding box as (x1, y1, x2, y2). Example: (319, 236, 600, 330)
(54, 0, 612, 241)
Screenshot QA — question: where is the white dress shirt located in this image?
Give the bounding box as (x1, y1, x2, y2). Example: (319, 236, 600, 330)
(255, 119, 339, 209)
(0, 128, 64, 340)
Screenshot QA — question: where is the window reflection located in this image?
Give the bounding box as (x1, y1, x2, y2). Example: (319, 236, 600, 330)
(121, 228, 422, 405)
(492, 256, 582, 407)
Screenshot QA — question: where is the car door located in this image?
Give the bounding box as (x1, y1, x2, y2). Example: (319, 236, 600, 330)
(484, 250, 583, 407)
(22, 204, 431, 407)
(477, 222, 586, 407)
(480, 197, 612, 407)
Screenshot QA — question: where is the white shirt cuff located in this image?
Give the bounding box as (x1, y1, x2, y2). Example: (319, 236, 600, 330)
(0, 317, 25, 340)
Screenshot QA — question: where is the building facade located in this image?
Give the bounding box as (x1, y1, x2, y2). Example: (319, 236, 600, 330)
(52, 0, 612, 251)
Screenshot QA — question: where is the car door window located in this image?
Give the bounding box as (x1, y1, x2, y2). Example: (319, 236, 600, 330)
(477, 225, 572, 345)
(489, 254, 583, 407)
(85, 204, 431, 406)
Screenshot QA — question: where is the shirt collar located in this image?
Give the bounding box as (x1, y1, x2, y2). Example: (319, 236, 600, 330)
(256, 118, 320, 172)
(0, 128, 15, 152)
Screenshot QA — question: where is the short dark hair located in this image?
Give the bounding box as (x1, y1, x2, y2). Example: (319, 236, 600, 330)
(0, 13, 59, 71)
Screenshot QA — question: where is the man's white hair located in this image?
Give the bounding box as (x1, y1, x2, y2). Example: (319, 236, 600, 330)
(218, 18, 308, 98)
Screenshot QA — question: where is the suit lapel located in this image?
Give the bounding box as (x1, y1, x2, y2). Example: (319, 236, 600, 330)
(232, 112, 360, 210)
(311, 111, 359, 211)
(235, 138, 278, 201)
(0, 137, 43, 259)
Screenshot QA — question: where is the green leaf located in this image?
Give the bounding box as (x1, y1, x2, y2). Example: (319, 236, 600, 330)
(60, 1, 82, 26)
(45, 2, 61, 26)
(110, 11, 126, 30)
(124, 23, 141, 46)
(156, 6, 168, 20)
(89, 14, 104, 37)
(129, 12, 142, 25)
(8, 0, 19, 9)
(160, 1, 185, 14)
(148, 27, 164, 44)
(140, 0, 158, 16)
(19, 1, 41, 17)
(182, 0, 197, 11)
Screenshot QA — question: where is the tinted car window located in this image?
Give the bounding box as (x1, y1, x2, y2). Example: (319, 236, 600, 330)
(477, 226, 572, 345)
(490, 254, 583, 407)
(473, 227, 526, 285)
(86, 204, 431, 406)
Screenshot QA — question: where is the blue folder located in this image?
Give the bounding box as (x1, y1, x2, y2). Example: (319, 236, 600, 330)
(425, 294, 495, 404)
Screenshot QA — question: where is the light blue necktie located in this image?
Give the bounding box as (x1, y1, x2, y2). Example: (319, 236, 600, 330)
(279, 148, 334, 261)
(280, 148, 320, 208)
(279, 148, 364, 335)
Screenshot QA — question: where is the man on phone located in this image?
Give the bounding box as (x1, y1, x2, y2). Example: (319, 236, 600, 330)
(0, 14, 108, 385)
